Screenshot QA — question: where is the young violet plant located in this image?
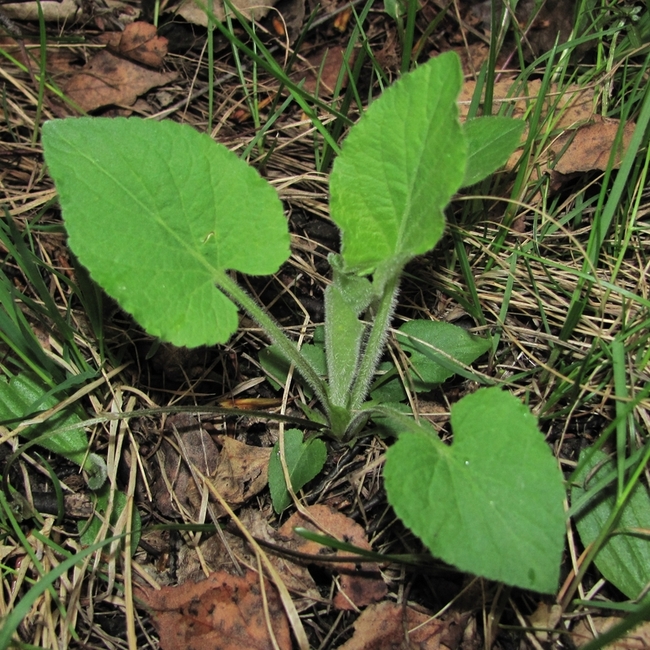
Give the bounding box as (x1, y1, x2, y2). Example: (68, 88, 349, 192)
(42, 52, 565, 593)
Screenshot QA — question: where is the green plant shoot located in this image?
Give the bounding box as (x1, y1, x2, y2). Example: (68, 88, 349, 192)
(41, 52, 566, 592)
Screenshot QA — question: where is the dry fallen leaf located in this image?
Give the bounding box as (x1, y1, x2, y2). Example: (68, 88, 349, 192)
(550, 117, 636, 174)
(63, 50, 178, 112)
(529, 601, 562, 642)
(0, 37, 84, 75)
(211, 435, 271, 512)
(176, 508, 322, 608)
(293, 46, 355, 96)
(152, 414, 220, 519)
(269, 0, 306, 42)
(151, 417, 271, 519)
(572, 616, 650, 649)
(337, 601, 466, 650)
(458, 78, 594, 127)
(279, 504, 387, 610)
(178, 0, 276, 27)
(103, 22, 169, 68)
(137, 569, 291, 650)
(458, 75, 634, 185)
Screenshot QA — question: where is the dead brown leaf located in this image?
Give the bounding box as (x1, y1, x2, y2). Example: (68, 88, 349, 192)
(63, 49, 177, 112)
(337, 601, 466, 650)
(178, 0, 276, 27)
(270, 0, 306, 42)
(458, 78, 594, 127)
(294, 46, 355, 96)
(151, 417, 271, 519)
(0, 37, 82, 75)
(572, 616, 650, 649)
(458, 74, 635, 183)
(211, 435, 271, 512)
(152, 414, 220, 519)
(551, 117, 636, 174)
(103, 22, 169, 68)
(176, 508, 322, 609)
(529, 602, 562, 642)
(137, 569, 291, 650)
(279, 504, 387, 610)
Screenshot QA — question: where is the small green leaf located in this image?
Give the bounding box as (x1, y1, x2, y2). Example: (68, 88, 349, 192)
(0, 373, 106, 488)
(327, 254, 374, 313)
(384, 387, 565, 592)
(330, 52, 467, 275)
(370, 363, 407, 404)
(269, 429, 327, 513)
(42, 117, 290, 348)
(80, 485, 141, 553)
(396, 320, 491, 390)
(259, 342, 326, 392)
(572, 449, 650, 600)
(383, 0, 403, 20)
(461, 117, 525, 187)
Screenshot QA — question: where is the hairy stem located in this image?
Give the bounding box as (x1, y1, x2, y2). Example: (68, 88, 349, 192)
(215, 271, 331, 410)
(350, 274, 400, 412)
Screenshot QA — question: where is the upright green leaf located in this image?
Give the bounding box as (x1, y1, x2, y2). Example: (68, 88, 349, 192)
(384, 387, 565, 592)
(324, 284, 365, 406)
(329, 52, 467, 275)
(461, 117, 525, 187)
(324, 256, 373, 407)
(572, 449, 650, 600)
(268, 429, 327, 513)
(42, 118, 290, 348)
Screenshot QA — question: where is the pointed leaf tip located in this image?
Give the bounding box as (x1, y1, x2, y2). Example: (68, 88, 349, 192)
(329, 52, 467, 275)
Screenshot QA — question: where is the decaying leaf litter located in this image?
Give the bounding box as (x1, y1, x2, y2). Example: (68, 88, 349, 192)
(1, 0, 649, 648)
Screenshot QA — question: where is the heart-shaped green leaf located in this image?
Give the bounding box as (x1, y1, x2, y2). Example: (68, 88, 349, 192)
(572, 449, 650, 600)
(329, 52, 467, 275)
(269, 429, 327, 513)
(384, 387, 565, 592)
(396, 320, 491, 389)
(461, 116, 525, 187)
(42, 118, 290, 347)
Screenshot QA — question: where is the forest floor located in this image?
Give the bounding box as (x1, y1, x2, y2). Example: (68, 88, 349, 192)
(1, 0, 650, 648)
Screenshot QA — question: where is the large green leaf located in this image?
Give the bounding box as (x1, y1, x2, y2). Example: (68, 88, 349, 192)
(396, 320, 491, 390)
(329, 52, 467, 275)
(572, 449, 650, 599)
(268, 429, 327, 513)
(42, 118, 290, 348)
(384, 387, 565, 592)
